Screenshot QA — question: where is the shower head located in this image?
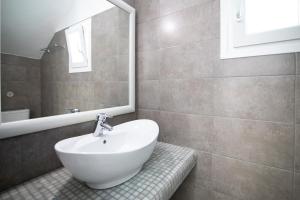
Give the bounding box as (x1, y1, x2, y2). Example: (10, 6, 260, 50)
(40, 48, 50, 53)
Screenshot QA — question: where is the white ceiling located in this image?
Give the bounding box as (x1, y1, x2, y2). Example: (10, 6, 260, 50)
(1, 0, 115, 59)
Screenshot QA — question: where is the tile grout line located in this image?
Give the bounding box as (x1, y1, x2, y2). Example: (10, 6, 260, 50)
(138, 74, 296, 80)
(294, 52, 298, 200)
(137, 108, 295, 126)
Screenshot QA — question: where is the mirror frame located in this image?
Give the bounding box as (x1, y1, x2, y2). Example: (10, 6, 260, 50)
(0, 0, 135, 139)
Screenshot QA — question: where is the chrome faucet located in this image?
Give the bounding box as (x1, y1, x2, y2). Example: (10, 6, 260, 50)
(93, 113, 113, 137)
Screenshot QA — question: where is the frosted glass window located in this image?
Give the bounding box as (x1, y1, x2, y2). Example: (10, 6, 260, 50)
(65, 18, 91, 73)
(67, 28, 87, 65)
(245, 0, 300, 34)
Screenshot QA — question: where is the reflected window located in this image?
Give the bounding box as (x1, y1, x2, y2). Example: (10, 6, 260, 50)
(65, 18, 92, 73)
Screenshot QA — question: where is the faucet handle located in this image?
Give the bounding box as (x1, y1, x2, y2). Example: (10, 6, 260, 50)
(96, 113, 112, 122)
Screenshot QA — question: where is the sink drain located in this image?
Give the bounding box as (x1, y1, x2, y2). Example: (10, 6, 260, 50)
(103, 140, 107, 144)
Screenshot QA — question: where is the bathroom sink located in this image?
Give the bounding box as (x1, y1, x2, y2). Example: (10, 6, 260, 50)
(55, 119, 159, 189)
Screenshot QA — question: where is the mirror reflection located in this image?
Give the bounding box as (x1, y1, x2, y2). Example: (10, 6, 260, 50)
(1, 0, 130, 123)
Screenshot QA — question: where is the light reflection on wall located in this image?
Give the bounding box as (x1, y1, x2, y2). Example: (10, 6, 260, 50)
(162, 20, 176, 33)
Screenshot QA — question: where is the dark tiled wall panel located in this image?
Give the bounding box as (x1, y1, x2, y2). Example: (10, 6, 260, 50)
(1, 54, 41, 118)
(135, 0, 299, 199)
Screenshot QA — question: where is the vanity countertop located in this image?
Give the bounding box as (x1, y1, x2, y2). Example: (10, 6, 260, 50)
(0, 142, 197, 200)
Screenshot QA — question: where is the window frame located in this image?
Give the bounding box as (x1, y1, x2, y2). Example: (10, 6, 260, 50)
(221, 0, 300, 59)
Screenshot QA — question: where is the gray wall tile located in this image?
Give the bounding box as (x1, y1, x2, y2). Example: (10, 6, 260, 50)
(171, 178, 213, 200)
(137, 19, 160, 52)
(135, 0, 159, 23)
(160, 39, 218, 79)
(138, 80, 160, 110)
(214, 76, 294, 123)
(159, 79, 214, 115)
(158, 111, 213, 152)
(159, 0, 210, 16)
(211, 155, 293, 200)
(137, 50, 161, 80)
(1, 54, 41, 118)
(218, 54, 296, 77)
(1, 53, 40, 67)
(296, 53, 300, 75)
(212, 117, 294, 170)
(295, 173, 300, 200)
(158, 1, 219, 49)
(296, 77, 300, 124)
(211, 191, 241, 200)
(137, 109, 161, 121)
(296, 125, 300, 172)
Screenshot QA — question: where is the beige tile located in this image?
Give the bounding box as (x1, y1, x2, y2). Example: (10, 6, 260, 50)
(212, 155, 293, 200)
(138, 80, 160, 109)
(214, 76, 295, 123)
(160, 79, 214, 115)
(135, 0, 160, 23)
(212, 117, 294, 170)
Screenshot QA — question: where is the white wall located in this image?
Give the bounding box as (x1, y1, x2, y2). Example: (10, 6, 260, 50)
(1, 0, 115, 59)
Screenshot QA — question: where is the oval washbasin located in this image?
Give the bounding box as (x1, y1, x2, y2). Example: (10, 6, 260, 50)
(55, 119, 159, 189)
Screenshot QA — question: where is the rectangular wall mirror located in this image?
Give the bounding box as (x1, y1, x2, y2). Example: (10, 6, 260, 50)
(0, 0, 135, 138)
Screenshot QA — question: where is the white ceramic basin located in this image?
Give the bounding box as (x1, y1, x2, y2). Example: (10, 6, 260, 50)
(55, 119, 159, 189)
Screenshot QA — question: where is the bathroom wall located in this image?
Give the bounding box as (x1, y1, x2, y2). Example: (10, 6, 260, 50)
(1, 53, 41, 118)
(135, 0, 300, 199)
(41, 7, 129, 116)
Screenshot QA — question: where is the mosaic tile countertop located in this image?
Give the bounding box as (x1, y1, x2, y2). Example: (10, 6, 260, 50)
(0, 142, 197, 200)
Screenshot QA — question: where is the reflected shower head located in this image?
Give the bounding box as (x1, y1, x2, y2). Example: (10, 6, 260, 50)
(40, 48, 50, 53)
